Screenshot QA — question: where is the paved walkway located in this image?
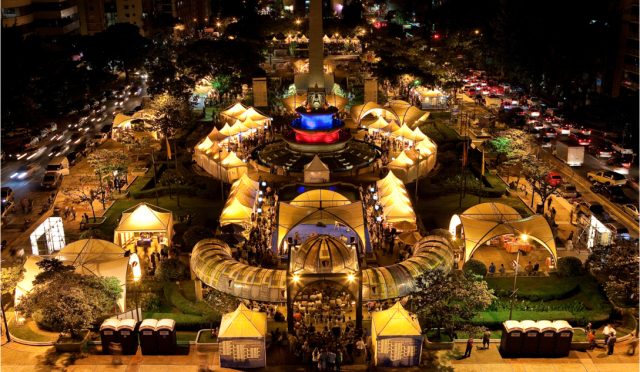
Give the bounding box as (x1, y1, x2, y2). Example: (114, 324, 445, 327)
(1, 340, 638, 371)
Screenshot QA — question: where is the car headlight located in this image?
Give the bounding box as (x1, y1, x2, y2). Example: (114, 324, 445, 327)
(10, 173, 18, 179)
(18, 172, 28, 179)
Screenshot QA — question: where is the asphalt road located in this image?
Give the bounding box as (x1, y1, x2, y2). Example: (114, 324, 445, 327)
(1, 79, 146, 229)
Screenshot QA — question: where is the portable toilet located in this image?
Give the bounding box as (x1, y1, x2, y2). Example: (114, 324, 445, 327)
(552, 320, 573, 357)
(500, 320, 524, 356)
(100, 318, 120, 354)
(117, 319, 139, 355)
(157, 319, 177, 355)
(536, 320, 557, 356)
(139, 319, 159, 355)
(520, 320, 540, 356)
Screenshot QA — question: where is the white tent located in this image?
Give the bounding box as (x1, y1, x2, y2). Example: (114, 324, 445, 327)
(218, 303, 267, 369)
(304, 155, 330, 183)
(220, 102, 248, 123)
(113, 203, 174, 247)
(220, 198, 254, 226)
(449, 203, 558, 262)
(220, 151, 248, 182)
(388, 151, 416, 182)
(16, 239, 131, 312)
(207, 127, 228, 142)
(371, 302, 422, 367)
(366, 116, 390, 132)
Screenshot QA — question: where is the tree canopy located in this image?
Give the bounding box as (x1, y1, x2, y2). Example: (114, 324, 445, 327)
(586, 241, 640, 307)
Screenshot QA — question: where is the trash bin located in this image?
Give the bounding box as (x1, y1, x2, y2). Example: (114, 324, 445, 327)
(500, 320, 524, 356)
(156, 319, 177, 355)
(100, 318, 120, 354)
(117, 319, 139, 355)
(553, 320, 573, 357)
(520, 320, 540, 356)
(139, 319, 158, 355)
(536, 320, 557, 357)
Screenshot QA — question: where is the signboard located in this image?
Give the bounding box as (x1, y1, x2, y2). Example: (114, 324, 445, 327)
(252, 78, 268, 107)
(364, 78, 378, 104)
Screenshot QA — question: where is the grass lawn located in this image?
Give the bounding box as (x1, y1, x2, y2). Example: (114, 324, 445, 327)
(415, 193, 531, 231)
(475, 275, 612, 328)
(177, 331, 199, 343)
(485, 275, 579, 300)
(6, 310, 59, 343)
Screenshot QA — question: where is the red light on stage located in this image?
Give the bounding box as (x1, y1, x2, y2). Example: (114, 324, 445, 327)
(294, 130, 340, 144)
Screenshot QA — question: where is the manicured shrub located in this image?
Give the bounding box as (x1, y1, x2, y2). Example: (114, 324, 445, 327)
(556, 256, 585, 277)
(464, 259, 488, 277)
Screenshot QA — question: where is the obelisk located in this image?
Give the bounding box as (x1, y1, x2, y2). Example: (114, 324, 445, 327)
(307, 0, 325, 91)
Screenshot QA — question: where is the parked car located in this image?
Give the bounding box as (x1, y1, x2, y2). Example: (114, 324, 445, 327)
(607, 153, 635, 169)
(66, 151, 81, 166)
(41, 171, 63, 189)
(575, 201, 608, 220)
(545, 172, 563, 187)
(556, 183, 579, 199)
(622, 204, 639, 221)
(587, 170, 627, 186)
(588, 144, 613, 158)
(605, 222, 630, 241)
(590, 184, 630, 203)
(10, 164, 39, 180)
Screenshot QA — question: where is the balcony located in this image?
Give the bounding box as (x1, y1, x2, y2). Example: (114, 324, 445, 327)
(34, 5, 77, 20)
(2, 13, 34, 27)
(36, 19, 78, 35)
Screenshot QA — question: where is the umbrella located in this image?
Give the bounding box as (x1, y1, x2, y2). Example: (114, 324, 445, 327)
(391, 220, 417, 232)
(398, 231, 422, 245)
(220, 223, 245, 234)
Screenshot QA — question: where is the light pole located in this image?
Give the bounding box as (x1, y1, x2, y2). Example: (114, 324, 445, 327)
(415, 149, 420, 201)
(508, 233, 528, 320)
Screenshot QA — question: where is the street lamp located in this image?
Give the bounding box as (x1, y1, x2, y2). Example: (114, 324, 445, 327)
(508, 233, 528, 320)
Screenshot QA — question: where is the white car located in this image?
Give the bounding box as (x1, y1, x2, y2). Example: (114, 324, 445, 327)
(622, 204, 639, 221)
(10, 164, 39, 180)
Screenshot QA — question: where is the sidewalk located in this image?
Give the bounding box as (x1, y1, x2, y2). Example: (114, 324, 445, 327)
(1, 339, 638, 371)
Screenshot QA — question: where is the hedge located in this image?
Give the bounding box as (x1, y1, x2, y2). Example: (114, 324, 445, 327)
(485, 275, 580, 301)
(164, 282, 205, 316)
(463, 259, 487, 277)
(556, 256, 586, 277)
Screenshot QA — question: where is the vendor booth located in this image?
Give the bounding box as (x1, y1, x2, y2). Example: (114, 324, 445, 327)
(218, 303, 267, 369)
(113, 203, 174, 253)
(371, 302, 422, 367)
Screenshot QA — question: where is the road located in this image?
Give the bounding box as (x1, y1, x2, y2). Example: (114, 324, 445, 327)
(455, 92, 639, 239)
(0, 78, 146, 240)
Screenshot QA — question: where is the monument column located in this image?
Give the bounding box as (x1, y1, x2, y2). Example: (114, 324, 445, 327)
(308, 0, 325, 91)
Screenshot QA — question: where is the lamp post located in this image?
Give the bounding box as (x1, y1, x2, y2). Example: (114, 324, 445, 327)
(218, 150, 224, 201)
(508, 233, 528, 320)
(415, 149, 420, 201)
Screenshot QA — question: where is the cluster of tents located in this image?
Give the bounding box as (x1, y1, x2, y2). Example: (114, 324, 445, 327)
(194, 103, 271, 183)
(111, 109, 160, 141)
(271, 34, 360, 45)
(219, 174, 261, 227)
(375, 172, 417, 230)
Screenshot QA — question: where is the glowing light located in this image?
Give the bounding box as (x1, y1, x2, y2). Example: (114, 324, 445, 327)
(347, 274, 355, 282)
(292, 274, 300, 283)
(520, 234, 529, 242)
(130, 253, 142, 281)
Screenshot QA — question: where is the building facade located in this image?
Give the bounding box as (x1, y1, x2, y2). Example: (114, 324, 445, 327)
(611, 0, 639, 96)
(77, 0, 106, 35)
(2, 0, 80, 37)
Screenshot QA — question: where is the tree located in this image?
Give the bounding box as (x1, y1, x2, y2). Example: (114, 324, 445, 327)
(412, 269, 494, 339)
(148, 93, 192, 139)
(524, 160, 559, 211)
(1, 264, 25, 308)
(87, 23, 149, 81)
(586, 241, 639, 306)
(182, 225, 214, 252)
(156, 258, 188, 282)
(159, 169, 186, 206)
(16, 259, 122, 338)
(61, 176, 106, 221)
(86, 150, 130, 208)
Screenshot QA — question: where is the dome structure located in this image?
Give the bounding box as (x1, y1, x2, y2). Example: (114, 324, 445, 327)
(290, 234, 358, 274)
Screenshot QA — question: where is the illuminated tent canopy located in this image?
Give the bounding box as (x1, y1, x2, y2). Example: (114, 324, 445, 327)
(449, 202, 558, 262)
(191, 239, 287, 302)
(218, 303, 267, 369)
(282, 92, 348, 112)
(290, 189, 350, 208)
(372, 302, 423, 367)
(220, 102, 249, 123)
(351, 101, 430, 127)
(290, 234, 358, 274)
(114, 203, 174, 247)
(362, 235, 454, 300)
(277, 201, 367, 251)
(303, 155, 330, 183)
(220, 198, 254, 226)
(16, 239, 132, 312)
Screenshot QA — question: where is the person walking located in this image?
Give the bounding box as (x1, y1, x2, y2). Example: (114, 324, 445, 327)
(587, 330, 597, 350)
(70, 206, 76, 221)
(482, 330, 491, 349)
(607, 334, 617, 355)
(464, 337, 474, 358)
(603, 324, 613, 345)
